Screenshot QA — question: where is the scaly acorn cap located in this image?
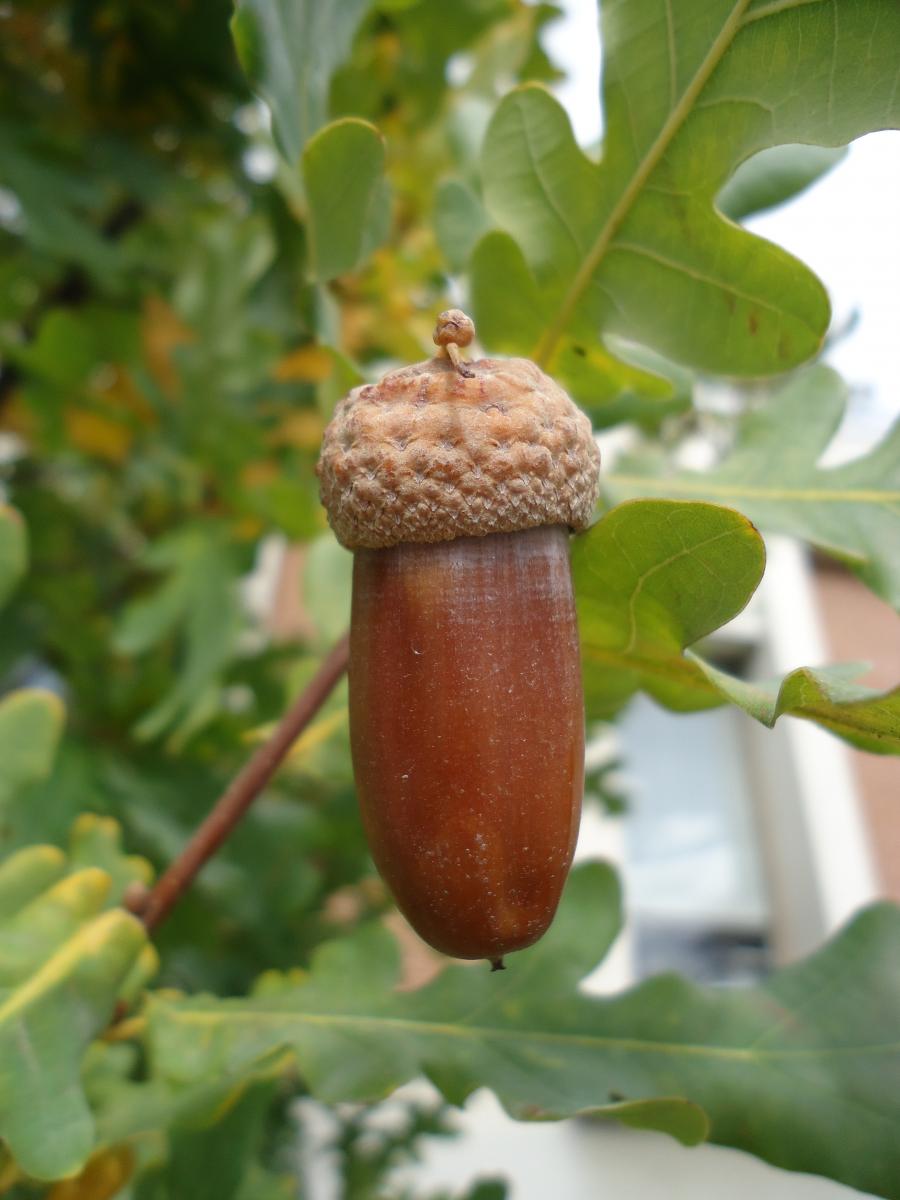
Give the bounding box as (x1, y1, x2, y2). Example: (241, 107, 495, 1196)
(316, 310, 601, 550)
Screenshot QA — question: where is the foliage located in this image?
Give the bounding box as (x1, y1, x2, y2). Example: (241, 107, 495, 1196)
(472, 0, 900, 385)
(301, 1093, 459, 1200)
(0, 820, 154, 1180)
(572, 500, 900, 752)
(231, 0, 372, 165)
(605, 365, 900, 610)
(0, 506, 25, 609)
(148, 864, 900, 1200)
(0, 1, 898, 1198)
(303, 119, 390, 281)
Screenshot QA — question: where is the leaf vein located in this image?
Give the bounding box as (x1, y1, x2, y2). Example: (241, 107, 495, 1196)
(516, 96, 584, 263)
(610, 240, 814, 329)
(622, 527, 743, 655)
(162, 1007, 900, 1062)
(742, 0, 825, 26)
(606, 475, 900, 505)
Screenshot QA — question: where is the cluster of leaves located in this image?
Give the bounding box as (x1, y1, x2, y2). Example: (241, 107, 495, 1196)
(0, 0, 899, 1197)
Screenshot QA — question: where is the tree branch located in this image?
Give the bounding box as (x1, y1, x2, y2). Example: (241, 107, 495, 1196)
(133, 633, 350, 932)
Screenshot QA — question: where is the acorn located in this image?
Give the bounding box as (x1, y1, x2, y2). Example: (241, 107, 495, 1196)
(317, 310, 600, 967)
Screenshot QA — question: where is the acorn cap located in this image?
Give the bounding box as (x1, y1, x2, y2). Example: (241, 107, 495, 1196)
(317, 312, 601, 550)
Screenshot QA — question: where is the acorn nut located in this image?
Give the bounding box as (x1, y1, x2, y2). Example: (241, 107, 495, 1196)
(317, 312, 600, 967)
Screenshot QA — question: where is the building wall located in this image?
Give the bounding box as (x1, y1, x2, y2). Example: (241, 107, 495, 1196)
(814, 560, 900, 901)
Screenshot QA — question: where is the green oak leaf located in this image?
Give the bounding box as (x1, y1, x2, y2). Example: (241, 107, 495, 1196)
(148, 864, 705, 1148)
(0, 123, 122, 281)
(0, 845, 150, 1180)
(572, 500, 900, 752)
(471, 231, 681, 427)
(573, 500, 765, 715)
(0, 506, 26, 610)
(95, 1065, 286, 1200)
(11, 307, 140, 390)
(605, 365, 900, 611)
(148, 864, 900, 1199)
(67, 813, 154, 908)
(696, 659, 900, 755)
(113, 524, 243, 741)
(303, 119, 390, 281)
(0, 845, 66, 920)
(434, 179, 491, 273)
(231, 0, 372, 165)
(0, 689, 65, 813)
(473, 1, 900, 382)
(85, 1041, 290, 1169)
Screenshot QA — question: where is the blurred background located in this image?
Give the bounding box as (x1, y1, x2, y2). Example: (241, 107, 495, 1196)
(0, 1, 897, 1197)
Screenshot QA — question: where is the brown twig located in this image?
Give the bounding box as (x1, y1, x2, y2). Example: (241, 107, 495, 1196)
(133, 633, 350, 932)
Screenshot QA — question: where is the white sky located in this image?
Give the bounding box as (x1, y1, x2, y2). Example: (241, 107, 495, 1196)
(543, 1, 900, 454)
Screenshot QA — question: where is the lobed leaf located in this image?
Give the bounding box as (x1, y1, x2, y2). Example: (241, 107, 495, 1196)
(0, 845, 66, 920)
(113, 525, 243, 741)
(0, 124, 123, 281)
(473, 0, 900, 386)
(470, 231, 681, 427)
(67, 814, 154, 908)
(434, 179, 491, 274)
(114, 1075, 284, 1200)
(146, 865, 701, 1148)
(148, 864, 900, 1199)
(87, 1043, 289, 1158)
(0, 689, 65, 813)
(230, 0, 372, 165)
(302, 119, 390, 281)
(697, 659, 900, 755)
(573, 500, 765, 715)
(605, 365, 900, 611)
(571, 500, 900, 752)
(0, 834, 151, 1180)
(0, 909, 147, 1180)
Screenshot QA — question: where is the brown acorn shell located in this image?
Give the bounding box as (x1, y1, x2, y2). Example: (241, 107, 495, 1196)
(349, 526, 584, 960)
(317, 354, 600, 550)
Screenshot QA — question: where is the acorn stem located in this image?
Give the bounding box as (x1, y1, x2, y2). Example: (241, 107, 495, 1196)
(443, 340, 474, 378)
(432, 308, 476, 378)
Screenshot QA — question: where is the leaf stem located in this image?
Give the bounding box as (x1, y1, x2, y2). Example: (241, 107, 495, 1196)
(133, 633, 350, 932)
